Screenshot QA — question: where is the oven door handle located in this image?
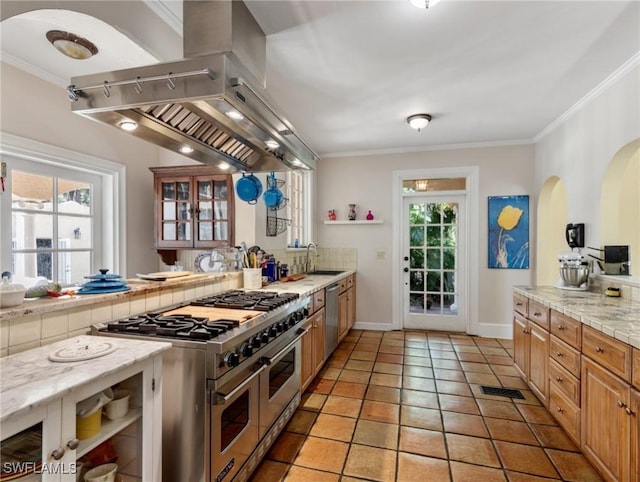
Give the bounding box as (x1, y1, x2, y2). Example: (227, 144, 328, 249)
(213, 364, 266, 405)
(258, 328, 308, 366)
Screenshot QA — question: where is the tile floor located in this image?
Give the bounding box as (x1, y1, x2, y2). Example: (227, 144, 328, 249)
(249, 329, 604, 482)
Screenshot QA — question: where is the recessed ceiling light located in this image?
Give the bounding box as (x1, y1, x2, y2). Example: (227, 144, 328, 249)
(218, 162, 230, 170)
(46, 30, 98, 60)
(265, 140, 280, 149)
(407, 114, 432, 131)
(119, 121, 138, 132)
(179, 145, 194, 154)
(292, 159, 304, 167)
(225, 110, 244, 121)
(410, 0, 442, 9)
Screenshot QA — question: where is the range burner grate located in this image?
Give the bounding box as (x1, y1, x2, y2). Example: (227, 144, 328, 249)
(104, 314, 238, 341)
(191, 290, 299, 311)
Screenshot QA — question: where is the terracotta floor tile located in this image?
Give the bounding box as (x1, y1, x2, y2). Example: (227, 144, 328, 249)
(286, 410, 318, 434)
(376, 353, 404, 364)
(403, 375, 436, 392)
(475, 338, 503, 347)
(446, 433, 501, 467)
(512, 389, 543, 406)
(477, 399, 524, 421)
(300, 393, 327, 411)
(321, 395, 363, 418)
(433, 368, 467, 382)
(325, 358, 347, 369)
(308, 378, 336, 394)
(456, 352, 488, 363)
(404, 347, 430, 357)
(450, 335, 476, 345)
(450, 461, 507, 481)
(516, 404, 557, 425)
(349, 350, 377, 361)
(499, 339, 513, 348)
(309, 413, 357, 442)
(344, 360, 375, 372)
(398, 425, 447, 459)
(405, 340, 428, 348)
(485, 355, 514, 365)
(318, 367, 342, 380)
(454, 344, 482, 354)
(343, 444, 397, 482)
(401, 405, 443, 431)
(378, 345, 404, 355)
(432, 358, 463, 370)
(339, 341, 357, 351)
(496, 375, 528, 389)
(373, 362, 403, 375)
(337, 369, 371, 384)
(403, 365, 434, 378)
(401, 388, 439, 409)
(343, 334, 361, 343)
(491, 364, 520, 376)
(249, 460, 289, 482)
(505, 471, 561, 482)
(431, 350, 459, 360)
(442, 411, 489, 438)
(397, 452, 450, 482)
(284, 465, 340, 482)
(380, 339, 404, 347)
(494, 441, 559, 478)
(479, 346, 510, 356)
(435, 379, 473, 397)
(331, 349, 353, 361)
(484, 417, 539, 445)
(361, 332, 383, 340)
(465, 371, 501, 386)
(404, 355, 432, 367)
(438, 394, 480, 415)
(293, 436, 349, 473)
(429, 340, 454, 350)
(460, 361, 493, 373)
(267, 432, 307, 463)
(355, 343, 380, 353)
(365, 385, 401, 404)
(369, 373, 402, 388)
(545, 449, 604, 481)
(360, 400, 400, 424)
(352, 419, 399, 449)
(529, 424, 579, 451)
(331, 381, 367, 399)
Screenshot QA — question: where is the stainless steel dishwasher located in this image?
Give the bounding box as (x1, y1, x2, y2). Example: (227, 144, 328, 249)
(324, 282, 340, 358)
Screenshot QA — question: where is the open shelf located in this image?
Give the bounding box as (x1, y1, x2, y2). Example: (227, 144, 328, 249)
(324, 220, 384, 225)
(77, 408, 142, 458)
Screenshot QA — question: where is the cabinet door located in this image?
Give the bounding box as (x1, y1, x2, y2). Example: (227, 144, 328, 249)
(301, 319, 315, 390)
(513, 313, 529, 380)
(346, 286, 356, 330)
(155, 176, 194, 248)
(528, 322, 549, 407)
(338, 292, 349, 341)
(193, 175, 234, 248)
(314, 308, 326, 374)
(631, 388, 639, 482)
(581, 356, 631, 482)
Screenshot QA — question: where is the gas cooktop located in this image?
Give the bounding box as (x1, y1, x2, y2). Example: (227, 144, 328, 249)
(191, 290, 299, 311)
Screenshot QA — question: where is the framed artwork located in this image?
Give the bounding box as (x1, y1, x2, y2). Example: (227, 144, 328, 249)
(488, 195, 529, 269)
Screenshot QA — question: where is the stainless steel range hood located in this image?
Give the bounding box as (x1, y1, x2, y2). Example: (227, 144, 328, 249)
(68, 0, 318, 172)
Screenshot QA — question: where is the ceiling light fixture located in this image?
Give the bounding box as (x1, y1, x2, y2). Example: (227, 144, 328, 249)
(410, 0, 442, 9)
(218, 162, 230, 170)
(46, 30, 98, 60)
(407, 114, 432, 131)
(119, 120, 138, 132)
(265, 140, 280, 149)
(179, 145, 194, 154)
(225, 110, 244, 121)
(415, 179, 429, 191)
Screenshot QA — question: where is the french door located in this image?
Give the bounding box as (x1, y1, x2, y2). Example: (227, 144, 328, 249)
(402, 194, 467, 332)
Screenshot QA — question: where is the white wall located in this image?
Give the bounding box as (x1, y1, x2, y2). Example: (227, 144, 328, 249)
(534, 63, 640, 274)
(315, 144, 535, 337)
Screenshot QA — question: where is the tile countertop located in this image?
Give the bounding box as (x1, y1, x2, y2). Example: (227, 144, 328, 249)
(0, 335, 171, 422)
(513, 286, 640, 349)
(259, 270, 355, 298)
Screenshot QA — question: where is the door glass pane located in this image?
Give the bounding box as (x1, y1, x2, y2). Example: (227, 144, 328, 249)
(214, 180, 227, 198)
(268, 348, 295, 399)
(443, 294, 457, 313)
(214, 201, 227, 220)
(409, 226, 424, 246)
(427, 271, 441, 292)
(220, 391, 249, 451)
(409, 248, 424, 269)
(426, 249, 441, 269)
(163, 202, 176, 221)
(443, 226, 456, 246)
(163, 223, 176, 241)
(162, 182, 175, 200)
(443, 203, 458, 224)
(426, 204, 441, 224)
(12, 212, 53, 249)
(409, 203, 425, 224)
(178, 223, 190, 241)
(409, 271, 424, 291)
(214, 222, 228, 241)
(199, 222, 213, 241)
(198, 180, 212, 200)
(199, 201, 213, 220)
(58, 179, 91, 214)
(426, 226, 441, 246)
(177, 182, 190, 201)
(443, 249, 456, 269)
(409, 293, 425, 313)
(443, 272, 455, 293)
(177, 203, 190, 220)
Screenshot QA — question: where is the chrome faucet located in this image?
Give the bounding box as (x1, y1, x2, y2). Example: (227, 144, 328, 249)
(305, 242, 318, 273)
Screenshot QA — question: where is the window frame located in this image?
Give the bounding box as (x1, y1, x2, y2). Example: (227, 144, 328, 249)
(0, 133, 126, 280)
(285, 170, 313, 247)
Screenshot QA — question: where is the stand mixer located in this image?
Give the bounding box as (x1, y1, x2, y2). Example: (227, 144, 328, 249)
(556, 252, 590, 290)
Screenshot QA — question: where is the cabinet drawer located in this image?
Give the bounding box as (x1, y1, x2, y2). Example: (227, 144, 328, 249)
(633, 348, 640, 389)
(527, 300, 549, 329)
(550, 335, 581, 378)
(582, 325, 632, 382)
(513, 293, 528, 316)
(549, 383, 581, 445)
(312, 289, 325, 313)
(347, 275, 355, 289)
(550, 310, 581, 350)
(549, 358, 581, 405)
(339, 278, 348, 293)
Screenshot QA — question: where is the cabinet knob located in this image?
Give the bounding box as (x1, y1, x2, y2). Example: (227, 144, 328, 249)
(516, 302, 523, 306)
(556, 351, 564, 357)
(556, 376, 563, 382)
(617, 400, 627, 408)
(625, 407, 634, 416)
(558, 325, 565, 331)
(595, 346, 604, 353)
(556, 406, 564, 413)
(533, 311, 542, 316)
(66, 438, 80, 450)
(50, 448, 65, 460)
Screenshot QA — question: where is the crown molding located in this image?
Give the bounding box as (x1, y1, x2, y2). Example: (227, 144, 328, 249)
(143, 0, 183, 35)
(0, 53, 68, 88)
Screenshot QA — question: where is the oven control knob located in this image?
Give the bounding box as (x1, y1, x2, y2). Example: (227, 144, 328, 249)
(240, 342, 253, 357)
(268, 325, 278, 337)
(276, 322, 285, 333)
(295, 310, 304, 321)
(251, 336, 262, 349)
(223, 351, 240, 367)
(303, 307, 309, 317)
(261, 331, 270, 344)
(287, 315, 296, 328)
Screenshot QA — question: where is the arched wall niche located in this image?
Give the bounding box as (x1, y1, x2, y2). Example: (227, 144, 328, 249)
(536, 176, 569, 285)
(600, 138, 640, 277)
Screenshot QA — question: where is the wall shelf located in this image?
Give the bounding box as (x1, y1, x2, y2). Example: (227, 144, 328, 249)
(324, 220, 384, 225)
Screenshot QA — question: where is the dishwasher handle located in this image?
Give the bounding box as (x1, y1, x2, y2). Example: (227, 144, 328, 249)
(326, 283, 339, 293)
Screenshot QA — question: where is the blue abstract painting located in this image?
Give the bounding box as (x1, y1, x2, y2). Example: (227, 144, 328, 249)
(488, 195, 529, 269)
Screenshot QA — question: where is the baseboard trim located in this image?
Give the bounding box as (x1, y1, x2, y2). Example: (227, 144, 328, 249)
(352, 321, 395, 332)
(469, 323, 513, 340)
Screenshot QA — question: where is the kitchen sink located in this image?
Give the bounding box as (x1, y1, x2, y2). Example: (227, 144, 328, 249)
(306, 270, 345, 276)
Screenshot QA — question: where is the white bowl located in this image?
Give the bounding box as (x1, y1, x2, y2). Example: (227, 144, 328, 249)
(84, 463, 118, 482)
(104, 389, 130, 420)
(0, 283, 26, 307)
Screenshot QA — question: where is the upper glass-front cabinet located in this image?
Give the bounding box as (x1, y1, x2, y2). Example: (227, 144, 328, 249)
(151, 167, 234, 249)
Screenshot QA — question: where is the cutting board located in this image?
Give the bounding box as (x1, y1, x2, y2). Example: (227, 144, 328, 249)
(280, 274, 306, 282)
(162, 306, 263, 324)
(136, 271, 192, 281)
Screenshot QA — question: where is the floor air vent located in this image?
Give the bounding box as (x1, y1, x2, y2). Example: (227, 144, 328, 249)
(480, 386, 525, 399)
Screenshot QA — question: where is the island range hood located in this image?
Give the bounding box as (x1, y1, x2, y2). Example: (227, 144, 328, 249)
(68, 0, 318, 172)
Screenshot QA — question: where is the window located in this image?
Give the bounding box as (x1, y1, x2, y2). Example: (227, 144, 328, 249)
(285, 170, 311, 246)
(1, 134, 124, 286)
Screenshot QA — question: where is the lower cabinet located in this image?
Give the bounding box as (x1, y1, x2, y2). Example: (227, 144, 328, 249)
(338, 291, 349, 341)
(338, 274, 356, 342)
(631, 388, 639, 482)
(512, 312, 549, 407)
(301, 307, 326, 391)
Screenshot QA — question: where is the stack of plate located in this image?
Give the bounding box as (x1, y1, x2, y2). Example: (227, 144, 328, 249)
(77, 269, 131, 295)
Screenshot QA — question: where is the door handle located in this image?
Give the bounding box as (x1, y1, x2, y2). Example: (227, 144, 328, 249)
(403, 267, 409, 273)
(403, 256, 409, 261)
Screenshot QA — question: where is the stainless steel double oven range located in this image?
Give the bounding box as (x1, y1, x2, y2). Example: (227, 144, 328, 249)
(93, 290, 310, 482)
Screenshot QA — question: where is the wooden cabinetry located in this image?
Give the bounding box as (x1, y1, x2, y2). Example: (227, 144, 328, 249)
(338, 274, 356, 342)
(301, 290, 326, 391)
(512, 298, 549, 407)
(150, 166, 234, 250)
(631, 388, 639, 482)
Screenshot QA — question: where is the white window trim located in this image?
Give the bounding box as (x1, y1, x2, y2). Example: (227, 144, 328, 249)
(0, 133, 126, 276)
(285, 170, 313, 248)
